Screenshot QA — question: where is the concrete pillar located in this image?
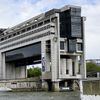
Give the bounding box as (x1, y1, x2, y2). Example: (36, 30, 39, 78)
(2, 53, 6, 79)
(81, 17, 86, 79)
(60, 58, 67, 75)
(74, 56, 79, 75)
(67, 59, 72, 76)
(45, 53, 51, 72)
(80, 55, 86, 78)
(52, 82, 60, 92)
(51, 38, 58, 81)
(97, 72, 100, 78)
(0, 52, 6, 79)
(41, 41, 46, 72)
(42, 81, 48, 91)
(0, 52, 3, 79)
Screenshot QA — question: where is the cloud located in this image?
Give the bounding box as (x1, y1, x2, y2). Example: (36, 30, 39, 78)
(81, 3, 100, 59)
(0, 0, 60, 27)
(0, 0, 100, 59)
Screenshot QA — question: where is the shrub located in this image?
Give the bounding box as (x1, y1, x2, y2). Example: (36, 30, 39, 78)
(27, 67, 41, 78)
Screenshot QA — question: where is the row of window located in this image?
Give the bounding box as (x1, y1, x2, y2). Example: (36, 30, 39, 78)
(0, 18, 51, 42)
(0, 24, 52, 45)
(0, 31, 51, 50)
(60, 41, 83, 52)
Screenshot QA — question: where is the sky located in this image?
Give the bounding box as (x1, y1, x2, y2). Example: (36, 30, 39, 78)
(0, 0, 100, 59)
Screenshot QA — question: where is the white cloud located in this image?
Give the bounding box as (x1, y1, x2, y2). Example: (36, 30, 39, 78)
(0, 0, 59, 27)
(81, 3, 100, 59)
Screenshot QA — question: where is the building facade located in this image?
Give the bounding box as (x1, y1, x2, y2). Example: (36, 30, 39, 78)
(0, 5, 86, 91)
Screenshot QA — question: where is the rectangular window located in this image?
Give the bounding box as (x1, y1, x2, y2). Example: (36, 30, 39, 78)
(60, 41, 64, 50)
(17, 32, 20, 35)
(44, 19, 50, 24)
(38, 22, 43, 27)
(77, 43, 82, 51)
(27, 27, 31, 31)
(68, 39, 76, 52)
(66, 69, 69, 74)
(70, 8, 81, 16)
(21, 29, 26, 33)
(32, 24, 37, 29)
(13, 33, 16, 36)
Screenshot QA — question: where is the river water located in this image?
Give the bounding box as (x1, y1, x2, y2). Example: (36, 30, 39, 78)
(0, 91, 80, 100)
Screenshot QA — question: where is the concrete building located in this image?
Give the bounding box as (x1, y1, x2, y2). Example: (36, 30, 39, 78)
(0, 5, 86, 91)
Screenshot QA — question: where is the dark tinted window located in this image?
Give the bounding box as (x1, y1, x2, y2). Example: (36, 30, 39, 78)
(38, 22, 43, 27)
(27, 27, 31, 31)
(60, 7, 82, 38)
(5, 42, 41, 62)
(21, 29, 26, 33)
(77, 43, 82, 51)
(70, 8, 81, 16)
(60, 41, 64, 50)
(44, 19, 50, 24)
(68, 39, 76, 52)
(32, 24, 37, 29)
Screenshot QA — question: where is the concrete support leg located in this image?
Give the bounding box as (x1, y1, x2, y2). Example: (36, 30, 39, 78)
(42, 81, 48, 91)
(74, 56, 79, 75)
(0, 53, 2, 79)
(72, 80, 76, 90)
(67, 59, 72, 76)
(51, 38, 58, 81)
(2, 53, 6, 79)
(41, 41, 46, 72)
(80, 55, 86, 78)
(0, 52, 6, 79)
(52, 82, 60, 92)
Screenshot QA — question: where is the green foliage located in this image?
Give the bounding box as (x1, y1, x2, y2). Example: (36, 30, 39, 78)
(86, 62, 100, 72)
(27, 67, 41, 78)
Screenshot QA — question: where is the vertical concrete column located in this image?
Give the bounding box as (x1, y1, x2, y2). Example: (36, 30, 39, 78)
(42, 81, 48, 91)
(51, 38, 58, 81)
(0, 52, 3, 79)
(52, 82, 60, 92)
(60, 58, 67, 76)
(74, 56, 79, 75)
(67, 59, 72, 76)
(81, 17, 86, 79)
(1, 53, 6, 79)
(45, 53, 51, 72)
(51, 37, 60, 91)
(80, 55, 86, 78)
(41, 41, 46, 72)
(41, 40, 49, 91)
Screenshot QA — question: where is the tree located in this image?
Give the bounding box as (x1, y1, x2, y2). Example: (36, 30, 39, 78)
(86, 62, 100, 73)
(27, 67, 41, 78)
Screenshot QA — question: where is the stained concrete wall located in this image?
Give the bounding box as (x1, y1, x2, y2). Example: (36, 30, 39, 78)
(83, 79, 100, 95)
(0, 78, 42, 91)
(80, 79, 100, 100)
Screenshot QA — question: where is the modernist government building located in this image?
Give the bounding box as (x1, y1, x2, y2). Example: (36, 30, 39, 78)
(0, 5, 86, 91)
